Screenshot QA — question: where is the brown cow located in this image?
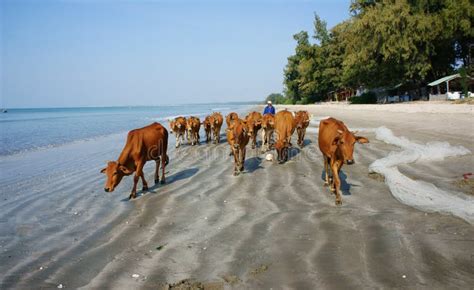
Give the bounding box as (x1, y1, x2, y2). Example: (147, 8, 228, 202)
(261, 113, 275, 153)
(245, 111, 262, 149)
(226, 112, 239, 127)
(318, 117, 369, 205)
(209, 112, 223, 144)
(274, 110, 295, 163)
(169, 116, 187, 148)
(186, 116, 201, 146)
(294, 110, 310, 148)
(226, 118, 249, 175)
(101, 122, 169, 199)
(202, 115, 212, 143)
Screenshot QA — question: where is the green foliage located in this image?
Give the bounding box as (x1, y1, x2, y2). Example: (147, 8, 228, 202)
(276, 1, 473, 104)
(350, 92, 377, 104)
(265, 93, 289, 104)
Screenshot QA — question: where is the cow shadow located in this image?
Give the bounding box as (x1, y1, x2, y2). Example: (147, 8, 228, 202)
(123, 168, 199, 201)
(244, 156, 263, 173)
(320, 170, 354, 195)
(288, 146, 301, 161)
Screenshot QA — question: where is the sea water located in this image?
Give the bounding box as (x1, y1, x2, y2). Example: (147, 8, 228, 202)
(0, 103, 253, 156)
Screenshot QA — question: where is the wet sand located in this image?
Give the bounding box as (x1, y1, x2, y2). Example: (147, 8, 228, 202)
(1, 103, 473, 289)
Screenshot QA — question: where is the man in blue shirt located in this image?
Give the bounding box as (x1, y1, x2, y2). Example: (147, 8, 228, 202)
(263, 101, 276, 115)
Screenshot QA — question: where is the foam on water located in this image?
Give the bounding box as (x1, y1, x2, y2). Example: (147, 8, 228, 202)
(368, 126, 473, 224)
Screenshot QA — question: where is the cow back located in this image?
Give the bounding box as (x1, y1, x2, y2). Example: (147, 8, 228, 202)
(318, 118, 348, 157)
(275, 110, 295, 141)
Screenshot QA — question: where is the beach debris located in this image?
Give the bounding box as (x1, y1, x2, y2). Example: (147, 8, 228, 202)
(265, 153, 274, 161)
(57, 284, 63, 289)
(156, 244, 166, 251)
(223, 200, 227, 203)
(203, 247, 207, 250)
(402, 275, 406, 279)
(39, 266, 43, 270)
(132, 273, 140, 278)
(249, 264, 269, 277)
(220, 274, 241, 285)
(463, 173, 472, 179)
(204, 217, 208, 220)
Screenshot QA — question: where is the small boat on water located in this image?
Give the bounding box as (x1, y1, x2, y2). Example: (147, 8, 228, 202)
(1, 109, 7, 113)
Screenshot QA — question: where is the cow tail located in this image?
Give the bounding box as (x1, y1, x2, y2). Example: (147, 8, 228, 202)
(165, 154, 169, 166)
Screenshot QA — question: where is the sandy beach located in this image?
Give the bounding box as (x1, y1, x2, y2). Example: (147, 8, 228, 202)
(1, 102, 473, 289)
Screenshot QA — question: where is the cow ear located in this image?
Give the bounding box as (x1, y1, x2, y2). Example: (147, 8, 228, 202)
(356, 136, 369, 144)
(100, 168, 106, 174)
(119, 165, 133, 175)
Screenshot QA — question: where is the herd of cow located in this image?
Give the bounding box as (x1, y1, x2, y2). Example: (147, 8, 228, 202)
(101, 110, 369, 205)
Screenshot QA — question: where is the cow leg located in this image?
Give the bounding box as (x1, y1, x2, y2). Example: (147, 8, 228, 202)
(331, 162, 342, 205)
(154, 159, 160, 184)
(323, 155, 330, 186)
(175, 134, 180, 148)
(137, 163, 148, 191)
(197, 132, 200, 144)
(129, 175, 139, 199)
(240, 147, 246, 171)
(261, 130, 267, 152)
(160, 153, 166, 184)
(233, 147, 240, 175)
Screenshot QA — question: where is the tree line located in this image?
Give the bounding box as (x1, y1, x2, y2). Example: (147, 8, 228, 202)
(266, 0, 473, 104)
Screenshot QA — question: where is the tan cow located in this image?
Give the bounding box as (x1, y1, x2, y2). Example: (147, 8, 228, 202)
(226, 112, 239, 127)
(245, 111, 262, 149)
(274, 110, 295, 163)
(261, 113, 275, 152)
(101, 122, 169, 199)
(169, 116, 187, 148)
(294, 110, 310, 148)
(209, 112, 223, 144)
(226, 118, 249, 175)
(318, 117, 369, 205)
(186, 116, 201, 145)
(202, 115, 212, 143)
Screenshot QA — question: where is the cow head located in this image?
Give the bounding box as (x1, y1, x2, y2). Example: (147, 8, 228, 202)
(100, 161, 134, 192)
(245, 119, 261, 137)
(169, 120, 175, 133)
(227, 120, 247, 148)
(333, 130, 369, 165)
(275, 139, 289, 163)
(295, 111, 310, 129)
(209, 114, 220, 129)
(261, 114, 275, 130)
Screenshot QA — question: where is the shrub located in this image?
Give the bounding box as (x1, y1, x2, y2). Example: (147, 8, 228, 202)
(350, 92, 377, 104)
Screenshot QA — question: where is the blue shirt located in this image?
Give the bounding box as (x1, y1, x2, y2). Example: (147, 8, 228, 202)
(263, 105, 275, 115)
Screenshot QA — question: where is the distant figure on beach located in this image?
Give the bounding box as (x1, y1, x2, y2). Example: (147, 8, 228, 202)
(263, 101, 275, 115)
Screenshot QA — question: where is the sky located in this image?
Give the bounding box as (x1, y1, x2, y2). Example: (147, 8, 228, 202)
(1, 0, 351, 108)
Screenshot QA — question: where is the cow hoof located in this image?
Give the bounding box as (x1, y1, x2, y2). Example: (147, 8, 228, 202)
(324, 182, 329, 186)
(142, 186, 148, 191)
(129, 193, 136, 199)
(335, 199, 342, 205)
(175, 145, 179, 148)
(160, 179, 166, 184)
(233, 171, 239, 176)
(155, 179, 159, 184)
(252, 145, 256, 149)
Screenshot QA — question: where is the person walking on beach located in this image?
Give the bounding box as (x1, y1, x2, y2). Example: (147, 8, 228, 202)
(263, 100, 276, 115)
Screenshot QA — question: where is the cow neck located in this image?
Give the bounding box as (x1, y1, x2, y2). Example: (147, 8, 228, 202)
(117, 146, 135, 170)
